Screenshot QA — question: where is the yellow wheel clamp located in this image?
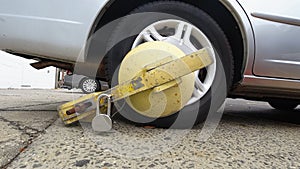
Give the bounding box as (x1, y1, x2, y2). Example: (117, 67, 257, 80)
(58, 47, 213, 132)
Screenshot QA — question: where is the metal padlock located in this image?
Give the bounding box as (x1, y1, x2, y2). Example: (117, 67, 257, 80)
(92, 94, 113, 132)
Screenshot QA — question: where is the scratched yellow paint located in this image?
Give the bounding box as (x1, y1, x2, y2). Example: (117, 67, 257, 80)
(58, 41, 213, 124)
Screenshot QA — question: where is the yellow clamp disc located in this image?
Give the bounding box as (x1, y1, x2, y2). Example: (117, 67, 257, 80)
(118, 41, 195, 118)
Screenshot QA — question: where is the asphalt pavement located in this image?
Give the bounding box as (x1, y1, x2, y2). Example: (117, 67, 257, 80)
(0, 89, 299, 169)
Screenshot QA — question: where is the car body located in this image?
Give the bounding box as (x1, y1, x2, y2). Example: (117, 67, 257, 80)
(62, 73, 109, 94)
(0, 0, 299, 125)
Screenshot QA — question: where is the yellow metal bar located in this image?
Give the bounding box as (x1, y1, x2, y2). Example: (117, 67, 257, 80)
(107, 47, 212, 101)
(58, 48, 213, 125)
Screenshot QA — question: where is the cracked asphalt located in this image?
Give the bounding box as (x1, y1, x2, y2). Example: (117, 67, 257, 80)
(0, 89, 81, 168)
(0, 89, 299, 169)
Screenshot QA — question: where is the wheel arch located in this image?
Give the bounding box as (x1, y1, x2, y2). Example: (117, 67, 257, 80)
(88, 0, 249, 86)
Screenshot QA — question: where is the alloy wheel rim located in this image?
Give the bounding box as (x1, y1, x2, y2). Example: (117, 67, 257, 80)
(83, 79, 97, 93)
(132, 19, 216, 105)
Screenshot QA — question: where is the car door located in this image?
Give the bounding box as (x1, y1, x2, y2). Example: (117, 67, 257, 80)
(0, 0, 105, 62)
(238, 0, 300, 80)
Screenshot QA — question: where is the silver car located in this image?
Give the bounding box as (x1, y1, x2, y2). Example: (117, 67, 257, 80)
(0, 0, 299, 128)
(62, 73, 109, 94)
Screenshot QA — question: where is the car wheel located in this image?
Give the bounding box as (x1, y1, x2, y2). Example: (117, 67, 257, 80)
(104, 1, 233, 128)
(79, 78, 100, 94)
(268, 100, 298, 111)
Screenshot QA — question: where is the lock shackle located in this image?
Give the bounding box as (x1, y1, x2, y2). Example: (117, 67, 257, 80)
(96, 93, 112, 117)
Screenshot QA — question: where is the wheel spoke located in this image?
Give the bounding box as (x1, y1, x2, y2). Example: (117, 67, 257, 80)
(173, 22, 193, 43)
(142, 33, 155, 42)
(186, 88, 202, 105)
(143, 25, 164, 41)
(173, 22, 185, 40)
(183, 23, 192, 42)
(195, 77, 207, 92)
(192, 87, 202, 97)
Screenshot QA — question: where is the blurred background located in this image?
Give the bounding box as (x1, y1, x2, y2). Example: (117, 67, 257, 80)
(0, 51, 58, 89)
(0, 51, 108, 93)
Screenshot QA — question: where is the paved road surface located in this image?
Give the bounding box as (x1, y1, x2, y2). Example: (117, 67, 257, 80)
(0, 89, 299, 168)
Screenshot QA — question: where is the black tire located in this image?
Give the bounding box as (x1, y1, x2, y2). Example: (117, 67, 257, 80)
(79, 78, 100, 94)
(268, 100, 298, 111)
(104, 1, 233, 128)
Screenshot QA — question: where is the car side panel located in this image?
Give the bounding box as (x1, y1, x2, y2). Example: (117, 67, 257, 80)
(0, 0, 109, 62)
(238, 0, 300, 80)
(64, 74, 85, 88)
